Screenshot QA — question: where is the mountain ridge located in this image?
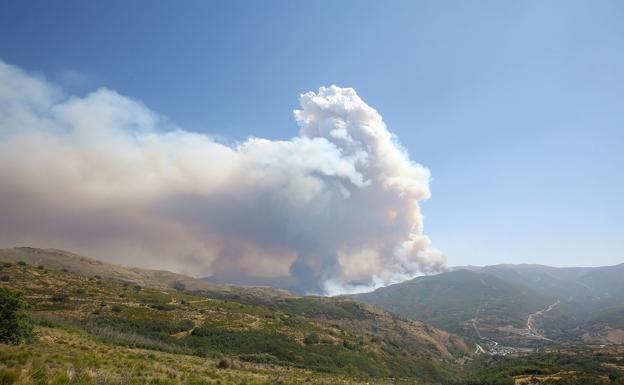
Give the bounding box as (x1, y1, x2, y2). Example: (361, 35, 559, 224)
(0, 247, 292, 299)
(351, 263, 624, 347)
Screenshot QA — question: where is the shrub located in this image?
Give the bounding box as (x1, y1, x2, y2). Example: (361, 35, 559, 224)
(0, 276, 9, 282)
(304, 332, 320, 345)
(239, 353, 280, 365)
(0, 287, 33, 344)
(17, 261, 28, 266)
(344, 363, 357, 375)
(86, 315, 193, 337)
(342, 340, 356, 350)
(111, 305, 123, 313)
(148, 303, 175, 311)
(216, 358, 241, 369)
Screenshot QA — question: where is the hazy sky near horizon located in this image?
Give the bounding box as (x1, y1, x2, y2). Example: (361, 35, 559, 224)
(1, 0, 623, 270)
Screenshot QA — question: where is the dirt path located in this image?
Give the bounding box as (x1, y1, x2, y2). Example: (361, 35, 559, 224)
(471, 279, 491, 340)
(526, 300, 560, 340)
(471, 298, 484, 339)
(474, 343, 487, 354)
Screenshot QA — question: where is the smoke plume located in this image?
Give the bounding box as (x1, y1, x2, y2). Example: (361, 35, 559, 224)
(0, 60, 446, 294)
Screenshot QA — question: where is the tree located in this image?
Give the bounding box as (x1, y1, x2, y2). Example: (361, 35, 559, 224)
(0, 287, 33, 344)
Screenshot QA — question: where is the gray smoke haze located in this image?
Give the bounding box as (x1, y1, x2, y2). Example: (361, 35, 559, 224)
(0, 60, 446, 295)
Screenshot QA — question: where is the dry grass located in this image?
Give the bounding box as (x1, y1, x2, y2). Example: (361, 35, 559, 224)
(0, 326, 416, 385)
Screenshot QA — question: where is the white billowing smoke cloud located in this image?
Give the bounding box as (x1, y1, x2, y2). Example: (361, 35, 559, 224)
(0, 60, 446, 294)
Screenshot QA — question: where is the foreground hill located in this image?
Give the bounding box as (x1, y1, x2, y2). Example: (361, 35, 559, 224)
(351, 264, 624, 347)
(0, 247, 472, 384)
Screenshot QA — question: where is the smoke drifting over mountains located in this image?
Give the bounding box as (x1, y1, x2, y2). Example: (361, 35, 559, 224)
(0, 60, 446, 294)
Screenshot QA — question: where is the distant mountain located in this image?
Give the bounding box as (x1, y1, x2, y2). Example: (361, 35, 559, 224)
(351, 263, 624, 346)
(461, 264, 624, 305)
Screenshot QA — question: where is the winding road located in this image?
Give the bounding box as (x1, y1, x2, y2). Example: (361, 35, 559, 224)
(526, 300, 560, 340)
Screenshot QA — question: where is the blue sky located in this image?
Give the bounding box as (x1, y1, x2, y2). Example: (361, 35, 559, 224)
(1, 0, 623, 268)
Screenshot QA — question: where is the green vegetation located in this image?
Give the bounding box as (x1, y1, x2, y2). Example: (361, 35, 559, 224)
(0, 255, 470, 384)
(0, 287, 33, 344)
(444, 349, 624, 385)
(1, 325, 397, 385)
(272, 297, 372, 320)
(304, 332, 320, 345)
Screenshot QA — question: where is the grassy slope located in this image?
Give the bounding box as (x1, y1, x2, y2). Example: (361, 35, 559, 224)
(1, 326, 382, 385)
(0, 254, 472, 384)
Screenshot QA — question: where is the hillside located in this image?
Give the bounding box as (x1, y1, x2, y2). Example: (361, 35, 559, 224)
(0, 248, 473, 384)
(351, 269, 554, 347)
(2, 250, 624, 384)
(0, 247, 291, 301)
(351, 264, 624, 347)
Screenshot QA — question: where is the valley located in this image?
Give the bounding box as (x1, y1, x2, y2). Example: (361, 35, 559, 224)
(352, 264, 624, 349)
(472, 300, 562, 356)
